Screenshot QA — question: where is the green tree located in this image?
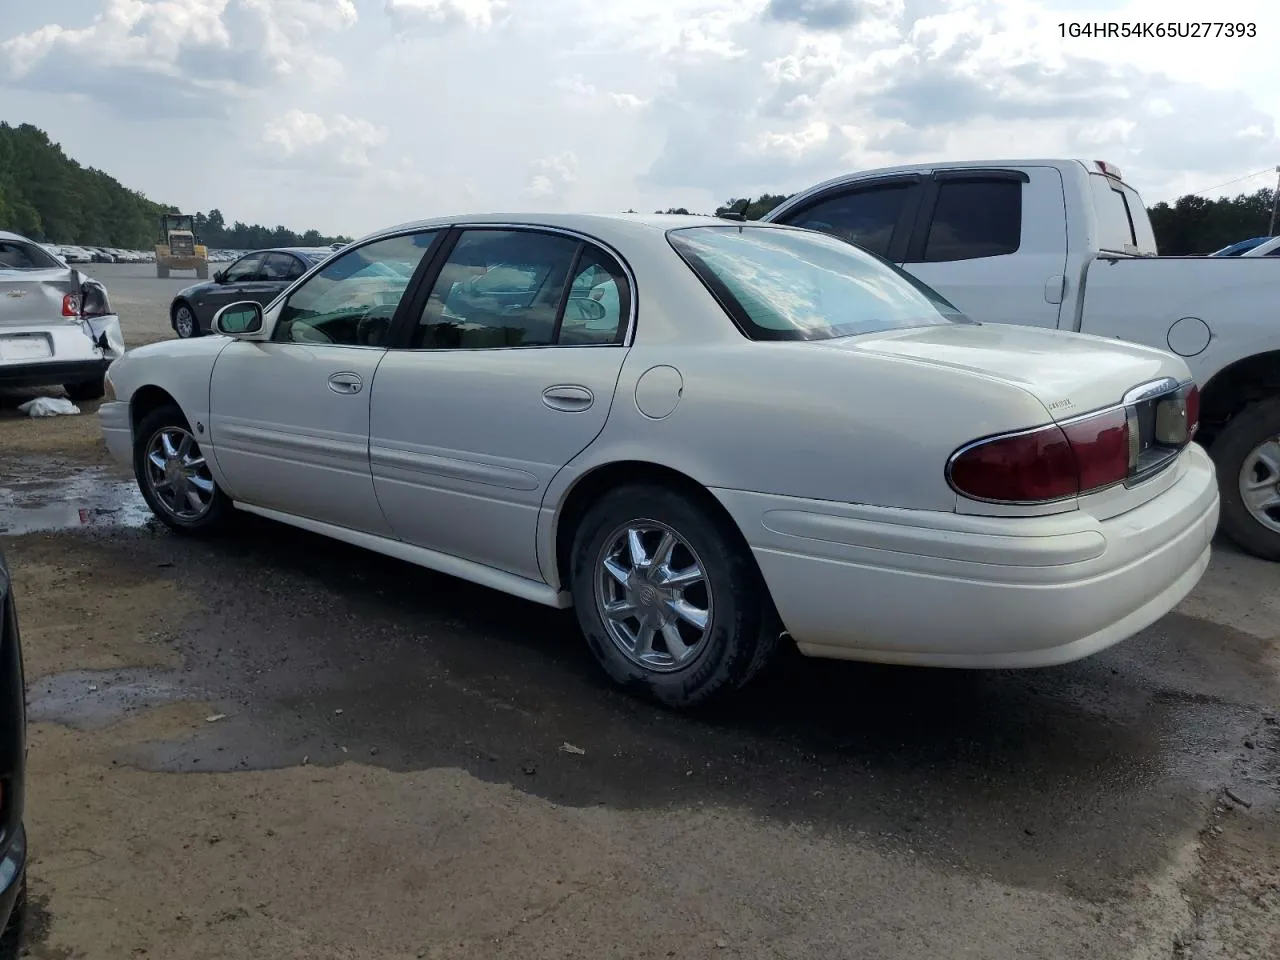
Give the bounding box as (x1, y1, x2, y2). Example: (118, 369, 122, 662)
(0, 121, 351, 249)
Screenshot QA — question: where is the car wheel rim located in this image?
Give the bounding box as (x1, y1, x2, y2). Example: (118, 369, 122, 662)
(1239, 436, 1280, 535)
(595, 520, 713, 673)
(175, 308, 193, 337)
(144, 426, 216, 521)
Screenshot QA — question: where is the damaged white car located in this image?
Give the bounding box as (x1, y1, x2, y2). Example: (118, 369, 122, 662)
(0, 230, 124, 401)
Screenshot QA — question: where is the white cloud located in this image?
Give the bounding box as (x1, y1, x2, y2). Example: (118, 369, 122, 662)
(384, 0, 506, 32)
(0, 0, 1277, 235)
(262, 110, 388, 168)
(526, 151, 579, 199)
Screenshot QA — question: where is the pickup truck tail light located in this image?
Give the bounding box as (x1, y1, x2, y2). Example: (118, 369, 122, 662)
(948, 380, 1198, 504)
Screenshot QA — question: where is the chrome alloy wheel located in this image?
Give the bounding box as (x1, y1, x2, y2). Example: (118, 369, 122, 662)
(143, 426, 216, 521)
(174, 305, 195, 338)
(595, 521, 713, 672)
(1239, 436, 1280, 535)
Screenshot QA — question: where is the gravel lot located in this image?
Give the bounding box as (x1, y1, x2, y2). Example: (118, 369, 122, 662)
(1, 263, 1278, 959)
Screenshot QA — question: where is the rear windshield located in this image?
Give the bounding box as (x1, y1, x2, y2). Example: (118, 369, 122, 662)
(0, 239, 62, 270)
(667, 225, 970, 341)
(1089, 174, 1157, 255)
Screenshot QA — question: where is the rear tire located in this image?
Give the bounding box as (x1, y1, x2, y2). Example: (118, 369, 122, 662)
(1210, 397, 1280, 561)
(569, 483, 780, 708)
(133, 404, 232, 535)
(63, 375, 105, 403)
(196, 263, 209, 280)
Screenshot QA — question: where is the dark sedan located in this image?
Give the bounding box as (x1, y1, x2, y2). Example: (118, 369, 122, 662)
(168, 247, 333, 338)
(0, 551, 27, 958)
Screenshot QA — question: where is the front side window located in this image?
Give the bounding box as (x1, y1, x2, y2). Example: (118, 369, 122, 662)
(778, 184, 912, 258)
(413, 229, 627, 349)
(224, 254, 265, 282)
(273, 231, 438, 346)
(916, 179, 1022, 263)
(0, 239, 61, 270)
(668, 225, 970, 342)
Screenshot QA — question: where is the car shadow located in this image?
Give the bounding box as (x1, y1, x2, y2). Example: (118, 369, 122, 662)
(88, 509, 1263, 901)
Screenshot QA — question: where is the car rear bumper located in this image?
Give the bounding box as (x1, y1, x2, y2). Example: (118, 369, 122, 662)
(98, 400, 133, 466)
(0, 316, 122, 388)
(712, 443, 1219, 668)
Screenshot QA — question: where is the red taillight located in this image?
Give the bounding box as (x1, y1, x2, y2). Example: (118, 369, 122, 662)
(948, 424, 1079, 503)
(949, 409, 1131, 504)
(61, 293, 81, 317)
(949, 381, 1199, 504)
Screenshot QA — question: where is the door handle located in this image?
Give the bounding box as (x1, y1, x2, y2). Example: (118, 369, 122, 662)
(542, 384, 594, 412)
(327, 372, 363, 395)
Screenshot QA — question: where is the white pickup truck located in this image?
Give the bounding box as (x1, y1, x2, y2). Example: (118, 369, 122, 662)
(763, 159, 1280, 561)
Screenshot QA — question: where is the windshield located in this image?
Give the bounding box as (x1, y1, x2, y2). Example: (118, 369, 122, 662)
(0, 238, 63, 270)
(667, 225, 970, 341)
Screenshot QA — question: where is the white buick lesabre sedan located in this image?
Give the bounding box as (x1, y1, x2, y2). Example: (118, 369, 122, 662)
(98, 214, 1219, 707)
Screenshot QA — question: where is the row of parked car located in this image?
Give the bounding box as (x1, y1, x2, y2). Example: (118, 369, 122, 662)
(38, 244, 267, 266)
(1210, 235, 1280, 257)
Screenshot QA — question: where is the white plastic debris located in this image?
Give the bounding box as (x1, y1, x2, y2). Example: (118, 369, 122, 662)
(17, 397, 80, 417)
(205, 714, 227, 723)
(559, 742, 586, 756)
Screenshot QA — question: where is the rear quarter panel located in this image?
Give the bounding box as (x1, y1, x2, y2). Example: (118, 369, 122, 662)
(1078, 256, 1280, 385)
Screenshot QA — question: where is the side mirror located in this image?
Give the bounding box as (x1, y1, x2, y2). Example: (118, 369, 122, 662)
(213, 270, 226, 283)
(212, 301, 266, 339)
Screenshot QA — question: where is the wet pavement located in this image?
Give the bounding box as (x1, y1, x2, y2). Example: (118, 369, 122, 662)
(3, 455, 1279, 959)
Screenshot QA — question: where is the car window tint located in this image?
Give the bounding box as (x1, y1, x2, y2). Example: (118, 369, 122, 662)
(919, 179, 1022, 263)
(559, 251, 630, 345)
(225, 254, 265, 282)
(262, 253, 306, 281)
(413, 229, 580, 349)
(0, 240, 61, 270)
(273, 232, 438, 347)
(780, 185, 911, 257)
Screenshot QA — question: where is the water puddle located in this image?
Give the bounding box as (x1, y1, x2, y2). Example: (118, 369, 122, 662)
(0, 460, 152, 535)
(27, 667, 192, 729)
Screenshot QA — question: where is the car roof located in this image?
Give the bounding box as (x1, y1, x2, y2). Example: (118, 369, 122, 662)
(350, 212, 784, 252)
(0, 230, 38, 243)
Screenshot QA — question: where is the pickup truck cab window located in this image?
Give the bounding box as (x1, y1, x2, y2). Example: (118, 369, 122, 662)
(777, 182, 917, 259)
(917, 178, 1022, 263)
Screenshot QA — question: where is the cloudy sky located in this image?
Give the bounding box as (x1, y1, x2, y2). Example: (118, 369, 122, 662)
(1, 0, 1277, 237)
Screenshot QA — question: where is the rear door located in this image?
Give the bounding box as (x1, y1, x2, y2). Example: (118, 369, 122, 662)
(901, 168, 1069, 329)
(368, 226, 633, 582)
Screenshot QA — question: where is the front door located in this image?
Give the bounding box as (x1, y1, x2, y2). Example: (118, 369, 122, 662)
(369, 227, 633, 581)
(207, 230, 443, 535)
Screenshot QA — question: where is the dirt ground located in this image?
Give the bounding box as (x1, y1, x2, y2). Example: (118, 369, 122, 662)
(0, 264, 1278, 959)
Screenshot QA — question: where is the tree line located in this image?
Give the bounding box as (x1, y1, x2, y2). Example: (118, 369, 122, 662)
(649, 189, 1277, 255)
(2, 120, 1272, 255)
(0, 122, 350, 250)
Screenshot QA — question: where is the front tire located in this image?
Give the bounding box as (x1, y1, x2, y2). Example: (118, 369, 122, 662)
(1211, 397, 1280, 561)
(157, 264, 169, 279)
(569, 483, 780, 708)
(172, 302, 199, 339)
(133, 404, 232, 535)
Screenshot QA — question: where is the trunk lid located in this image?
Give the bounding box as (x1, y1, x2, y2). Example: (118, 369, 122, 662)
(829, 322, 1186, 422)
(0, 267, 75, 326)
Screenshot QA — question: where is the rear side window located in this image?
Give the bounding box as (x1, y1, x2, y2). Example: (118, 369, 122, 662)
(777, 184, 912, 258)
(668, 225, 970, 342)
(917, 179, 1022, 262)
(0, 239, 61, 270)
